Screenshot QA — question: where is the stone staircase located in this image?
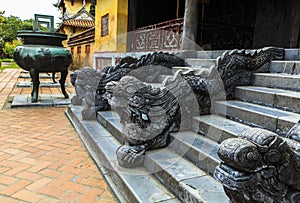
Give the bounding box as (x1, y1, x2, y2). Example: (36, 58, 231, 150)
(66, 49, 300, 203)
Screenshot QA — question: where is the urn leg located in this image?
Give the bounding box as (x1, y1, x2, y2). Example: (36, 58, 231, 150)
(60, 69, 69, 99)
(30, 68, 39, 103)
(52, 72, 57, 83)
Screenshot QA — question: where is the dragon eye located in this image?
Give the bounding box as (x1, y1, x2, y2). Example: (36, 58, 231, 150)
(141, 113, 149, 121)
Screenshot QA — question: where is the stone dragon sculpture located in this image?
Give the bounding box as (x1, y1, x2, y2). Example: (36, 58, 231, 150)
(70, 67, 101, 120)
(98, 47, 285, 168)
(214, 122, 300, 203)
(95, 52, 187, 112)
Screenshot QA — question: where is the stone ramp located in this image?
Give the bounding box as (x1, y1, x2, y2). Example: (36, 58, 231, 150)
(67, 48, 300, 202)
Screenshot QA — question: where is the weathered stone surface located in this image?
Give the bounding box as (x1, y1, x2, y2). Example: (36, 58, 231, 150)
(254, 73, 300, 91)
(95, 47, 284, 168)
(270, 61, 300, 74)
(215, 126, 300, 203)
(185, 58, 217, 68)
(236, 86, 300, 113)
(169, 131, 220, 175)
(66, 105, 180, 203)
(179, 175, 228, 203)
(215, 100, 300, 134)
(71, 67, 101, 120)
(193, 114, 251, 143)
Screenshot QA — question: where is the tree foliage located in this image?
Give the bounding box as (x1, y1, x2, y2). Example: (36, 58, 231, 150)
(0, 11, 52, 58)
(3, 39, 22, 58)
(0, 12, 35, 58)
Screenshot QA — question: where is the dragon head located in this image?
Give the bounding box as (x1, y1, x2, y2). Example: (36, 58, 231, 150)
(105, 76, 147, 108)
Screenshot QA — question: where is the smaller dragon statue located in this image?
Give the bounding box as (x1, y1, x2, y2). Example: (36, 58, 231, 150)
(71, 67, 101, 120)
(214, 121, 300, 203)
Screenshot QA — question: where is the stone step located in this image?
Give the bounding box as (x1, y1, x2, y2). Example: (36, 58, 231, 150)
(235, 86, 300, 113)
(169, 131, 220, 175)
(195, 48, 300, 60)
(66, 106, 180, 203)
(284, 49, 300, 60)
(253, 73, 300, 91)
(98, 111, 220, 175)
(17, 81, 68, 88)
(19, 73, 60, 79)
(196, 50, 225, 59)
(96, 110, 228, 201)
(185, 58, 216, 68)
(270, 61, 300, 74)
(214, 100, 300, 135)
(96, 111, 125, 144)
(145, 148, 228, 203)
(192, 114, 251, 143)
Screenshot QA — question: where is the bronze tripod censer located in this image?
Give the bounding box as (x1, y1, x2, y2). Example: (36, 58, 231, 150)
(14, 14, 72, 102)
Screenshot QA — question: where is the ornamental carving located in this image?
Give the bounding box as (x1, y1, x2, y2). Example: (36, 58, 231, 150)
(71, 67, 101, 120)
(95, 52, 187, 113)
(214, 122, 300, 203)
(94, 47, 285, 168)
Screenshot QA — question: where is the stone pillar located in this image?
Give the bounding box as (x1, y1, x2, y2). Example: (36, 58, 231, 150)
(182, 0, 200, 50)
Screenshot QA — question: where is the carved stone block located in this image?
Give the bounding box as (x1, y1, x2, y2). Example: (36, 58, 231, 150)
(71, 67, 101, 120)
(214, 124, 300, 203)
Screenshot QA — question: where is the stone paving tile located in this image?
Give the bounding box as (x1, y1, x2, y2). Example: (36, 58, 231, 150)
(0, 69, 118, 202)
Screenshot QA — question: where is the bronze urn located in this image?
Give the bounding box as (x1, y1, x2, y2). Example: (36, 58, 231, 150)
(13, 14, 72, 102)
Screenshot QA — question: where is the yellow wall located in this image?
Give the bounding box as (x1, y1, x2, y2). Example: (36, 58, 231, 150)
(69, 43, 95, 70)
(60, 0, 92, 16)
(94, 0, 128, 53)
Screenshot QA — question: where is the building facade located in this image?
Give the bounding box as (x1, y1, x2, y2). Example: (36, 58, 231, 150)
(56, 0, 95, 69)
(57, 0, 300, 70)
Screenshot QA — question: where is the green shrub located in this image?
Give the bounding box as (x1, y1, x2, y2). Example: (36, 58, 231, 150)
(0, 60, 20, 70)
(1, 58, 13, 62)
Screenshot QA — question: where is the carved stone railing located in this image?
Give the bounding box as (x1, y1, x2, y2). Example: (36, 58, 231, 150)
(69, 47, 300, 202)
(214, 124, 300, 203)
(130, 18, 184, 52)
(92, 47, 284, 168)
(70, 66, 101, 120)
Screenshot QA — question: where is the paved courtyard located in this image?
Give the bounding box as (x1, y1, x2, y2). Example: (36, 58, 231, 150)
(0, 69, 117, 202)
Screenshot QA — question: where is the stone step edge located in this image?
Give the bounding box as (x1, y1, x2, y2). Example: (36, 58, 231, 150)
(214, 100, 300, 135)
(235, 86, 300, 113)
(270, 60, 300, 75)
(145, 147, 229, 203)
(253, 73, 300, 94)
(194, 49, 300, 60)
(97, 111, 220, 176)
(169, 131, 220, 175)
(66, 105, 179, 203)
(96, 110, 227, 202)
(192, 114, 252, 143)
